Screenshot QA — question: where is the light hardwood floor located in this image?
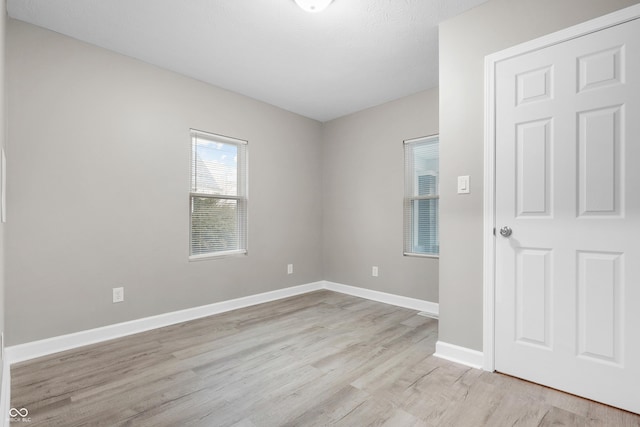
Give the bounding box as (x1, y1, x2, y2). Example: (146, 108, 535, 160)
(11, 290, 640, 426)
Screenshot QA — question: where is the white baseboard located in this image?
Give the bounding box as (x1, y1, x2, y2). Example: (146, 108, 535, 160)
(5, 281, 324, 365)
(323, 281, 439, 316)
(5, 281, 438, 366)
(1, 360, 10, 427)
(434, 340, 484, 370)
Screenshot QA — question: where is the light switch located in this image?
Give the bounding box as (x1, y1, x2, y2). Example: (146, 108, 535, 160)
(457, 176, 470, 194)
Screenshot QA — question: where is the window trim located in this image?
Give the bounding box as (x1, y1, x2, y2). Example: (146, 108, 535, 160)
(188, 129, 248, 260)
(403, 134, 440, 258)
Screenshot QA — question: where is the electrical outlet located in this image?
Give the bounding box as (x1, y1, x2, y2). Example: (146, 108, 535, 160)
(112, 287, 124, 303)
(372, 266, 379, 277)
(287, 264, 293, 275)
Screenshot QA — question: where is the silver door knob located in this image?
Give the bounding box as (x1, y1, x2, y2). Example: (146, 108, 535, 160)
(499, 226, 512, 237)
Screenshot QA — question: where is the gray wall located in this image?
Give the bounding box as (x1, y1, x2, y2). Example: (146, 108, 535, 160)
(6, 19, 324, 345)
(322, 89, 439, 302)
(438, 0, 640, 351)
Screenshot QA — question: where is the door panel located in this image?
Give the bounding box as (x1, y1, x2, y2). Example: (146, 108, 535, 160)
(577, 251, 623, 365)
(577, 105, 622, 216)
(516, 119, 552, 216)
(495, 17, 640, 414)
(515, 248, 552, 348)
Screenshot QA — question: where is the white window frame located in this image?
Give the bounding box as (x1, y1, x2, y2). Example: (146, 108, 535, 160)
(189, 129, 248, 260)
(404, 135, 439, 258)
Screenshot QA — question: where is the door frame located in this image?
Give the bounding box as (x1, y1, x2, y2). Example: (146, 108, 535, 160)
(482, 3, 640, 372)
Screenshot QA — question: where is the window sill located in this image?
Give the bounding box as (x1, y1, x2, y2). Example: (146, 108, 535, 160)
(404, 252, 439, 259)
(189, 249, 247, 261)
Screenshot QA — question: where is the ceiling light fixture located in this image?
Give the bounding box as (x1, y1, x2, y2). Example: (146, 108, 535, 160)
(294, 0, 333, 13)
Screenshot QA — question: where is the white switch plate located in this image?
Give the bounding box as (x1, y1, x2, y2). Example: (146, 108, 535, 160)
(287, 264, 293, 275)
(372, 266, 379, 277)
(113, 287, 124, 303)
(457, 175, 470, 194)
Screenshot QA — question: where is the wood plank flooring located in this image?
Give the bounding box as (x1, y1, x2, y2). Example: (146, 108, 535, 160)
(11, 290, 640, 426)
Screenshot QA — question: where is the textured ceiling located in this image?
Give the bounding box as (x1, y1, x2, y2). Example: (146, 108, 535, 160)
(7, 0, 488, 122)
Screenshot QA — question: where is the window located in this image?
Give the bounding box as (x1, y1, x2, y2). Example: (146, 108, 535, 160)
(404, 135, 439, 256)
(190, 130, 248, 258)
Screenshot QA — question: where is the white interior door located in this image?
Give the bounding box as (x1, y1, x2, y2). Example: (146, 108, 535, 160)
(494, 17, 640, 414)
